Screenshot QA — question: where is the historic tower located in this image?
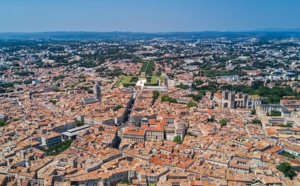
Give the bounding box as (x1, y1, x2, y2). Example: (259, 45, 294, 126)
(221, 90, 235, 109)
(93, 81, 101, 101)
(228, 91, 235, 109)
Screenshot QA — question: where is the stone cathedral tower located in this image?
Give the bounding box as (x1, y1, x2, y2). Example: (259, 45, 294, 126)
(93, 81, 101, 101)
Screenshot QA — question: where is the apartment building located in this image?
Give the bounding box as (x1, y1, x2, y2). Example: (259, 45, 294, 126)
(41, 131, 62, 149)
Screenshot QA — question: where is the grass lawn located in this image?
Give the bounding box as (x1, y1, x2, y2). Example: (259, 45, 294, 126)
(160, 76, 166, 85)
(140, 61, 148, 73)
(114, 76, 126, 88)
(140, 60, 154, 76)
(115, 75, 163, 87)
(144, 76, 158, 86)
(115, 76, 139, 87)
(43, 140, 73, 156)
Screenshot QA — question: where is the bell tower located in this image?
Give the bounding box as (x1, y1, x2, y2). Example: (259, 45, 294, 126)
(93, 81, 101, 101)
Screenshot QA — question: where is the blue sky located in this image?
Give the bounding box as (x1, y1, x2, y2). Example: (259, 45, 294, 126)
(0, 0, 299, 32)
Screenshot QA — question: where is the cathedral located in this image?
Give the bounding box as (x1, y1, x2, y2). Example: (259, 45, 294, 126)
(214, 90, 261, 109)
(81, 81, 101, 104)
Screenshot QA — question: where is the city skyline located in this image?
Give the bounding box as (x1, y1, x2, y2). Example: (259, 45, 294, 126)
(1, 0, 300, 33)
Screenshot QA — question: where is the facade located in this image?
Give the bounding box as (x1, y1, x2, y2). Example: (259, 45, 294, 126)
(144, 119, 165, 141)
(41, 132, 62, 149)
(228, 157, 250, 174)
(215, 91, 245, 109)
(93, 81, 101, 101)
(123, 127, 146, 143)
(123, 118, 185, 143)
(280, 99, 300, 110)
(277, 128, 300, 135)
(52, 121, 76, 133)
(257, 104, 281, 113)
(214, 90, 261, 109)
(257, 104, 292, 117)
(165, 124, 176, 141)
(247, 95, 262, 109)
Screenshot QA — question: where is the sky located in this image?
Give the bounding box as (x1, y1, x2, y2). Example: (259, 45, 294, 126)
(0, 0, 300, 33)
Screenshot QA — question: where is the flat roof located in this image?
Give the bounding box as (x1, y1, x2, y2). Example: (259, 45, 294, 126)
(67, 125, 90, 133)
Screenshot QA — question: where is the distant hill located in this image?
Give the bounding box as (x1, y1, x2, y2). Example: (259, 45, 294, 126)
(255, 28, 300, 32)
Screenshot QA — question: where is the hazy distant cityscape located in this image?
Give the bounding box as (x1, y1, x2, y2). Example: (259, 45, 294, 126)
(2, 0, 300, 185)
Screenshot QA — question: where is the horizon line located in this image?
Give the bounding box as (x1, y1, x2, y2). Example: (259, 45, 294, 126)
(1, 29, 300, 34)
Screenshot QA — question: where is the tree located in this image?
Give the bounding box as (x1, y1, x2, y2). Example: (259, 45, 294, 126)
(175, 83, 189, 90)
(252, 119, 262, 125)
(161, 94, 169, 102)
(155, 68, 162, 77)
(251, 109, 256, 115)
(253, 180, 262, 184)
(173, 136, 183, 144)
(220, 119, 227, 126)
(152, 90, 160, 100)
(282, 151, 297, 159)
(23, 79, 32, 84)
(43, 140, 73, 156)
(276, 162, 296, 179)
(188, 93, 203, 102)
(118, 179, 130, 185)
(251, 81, 264, 89)
(186, 132, 197, 137)
(75, 120, 84, 127)
(53, 75, 66, 81)
(268, 110, 281, 116)
(49, 100, 57, 105)
(262, 98, 271, 104)
(113, 105, 123, 111)
(195, 79, 203, 85)
(208, 117, 215, 122)
(161, 94, 177, 103)
(187, 101, 198, 108)
(0, 120, 6, 127)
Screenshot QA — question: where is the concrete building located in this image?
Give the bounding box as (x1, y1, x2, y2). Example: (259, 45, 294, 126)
(41, 132, 62, 149)
(61, 125, 91, 140)
(257, 104, 292, 117)
(247, 95, 262, 109)
(123, 118, 170, 143)
(123, 127, 146, 144)
(216, 75, 240, 81)
(52, 121, 76, 133)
